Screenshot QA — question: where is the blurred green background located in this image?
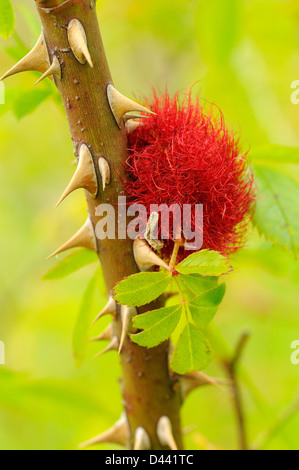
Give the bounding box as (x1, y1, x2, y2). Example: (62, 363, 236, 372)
(0, 0, 298, 450)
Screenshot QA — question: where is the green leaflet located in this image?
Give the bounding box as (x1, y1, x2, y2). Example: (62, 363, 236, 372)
(114, 271, 171, 307)
(131, 305, 182, 348)
(129, 274, 226, 373)
(0, 369, 105, 418)
(189, 283, 226, 307)
(171, 323, 214, 375)
(197, 0, 240, 66)
(254, 166, 299, 256)
(178, 273, 218, 296)
(42, 249, 98, 281)
(0, 0, 15, 40)
(72, 269, 100, 367)
(251, 145, 299, 165)
(176, 250, 231, 276)
(114, 250, 228, 374)
(0, 85, 55, 119)
(188, 283, 226, 329)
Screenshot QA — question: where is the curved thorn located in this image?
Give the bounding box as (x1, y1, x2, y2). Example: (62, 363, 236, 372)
(125, 120, 143, 134)
(56, 144, 98, 207)
(123, 113, 150, 123)
(157, 416, 178, 451)
(178, 371, 224, 401)
(98, 157, 111, 191)
(79, 414, 128, 449)
(68, 19, 93, 67)
(118, 306, 137, 354)
(35, 55, 61, 86)
(88, 323, 113, 342)
(48, 217, 97, 259)
(93, 336, 119, 360)
(133, 238, 170, 272)
(92, 297, 116, 325)
(0, 33, 49, 81)
(107, 84, 155, 128)
(134, 427, 151, 450)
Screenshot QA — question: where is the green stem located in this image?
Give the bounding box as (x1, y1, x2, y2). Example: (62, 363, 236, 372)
(170, 239, 182, 270)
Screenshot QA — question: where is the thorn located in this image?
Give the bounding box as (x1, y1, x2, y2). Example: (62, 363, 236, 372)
(125, 120, 143, 134)
(134, 427, 151, 450)
(98, 157, 111, 191)
(34, 55, 61, 85)
(1, 33, 49, 81)
(123, 113, 150, 123)
(92, 297, 116, 324)
(93, 336, 119, 360)
(56, 144, 98, 207)
(68, 19, 93, 67)
(107, 84, 155, 128)
(88, 323, 113, 342)
(178, 371, 224, 400)
(133, 238, 170, 272)
(79, 414, 128, 449)
(118, 306, 137, 354)
(157, 416, 178, 451)
(47, 217, 97, 259)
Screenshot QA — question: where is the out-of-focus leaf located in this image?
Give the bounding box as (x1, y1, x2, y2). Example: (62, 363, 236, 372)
(171, 323, 214, 374)
(72, 270, 99, 367)
(0, 88, 22, 116)
(197, 0, 240, 65)
(0, 369, 105, 417)
(176, 250, 231, 276)
(114, 271, 171, 307)
(251, 145, 299, 165)
(13, 88, 52, 119)
(4, 32, 29, 61)
(131, 305, 182, 348)
(254, 166, 299, 256)
(127, 0, 193, 50)
(16, 2, 41, 38)
(42, 250, 98, 281)
(0, 0, 15, 40)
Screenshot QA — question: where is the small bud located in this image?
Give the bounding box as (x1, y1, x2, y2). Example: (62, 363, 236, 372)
(144, 212, 164, 250)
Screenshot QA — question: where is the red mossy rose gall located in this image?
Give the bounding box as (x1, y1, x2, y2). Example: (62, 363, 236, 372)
(126, 90, 255, 261)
